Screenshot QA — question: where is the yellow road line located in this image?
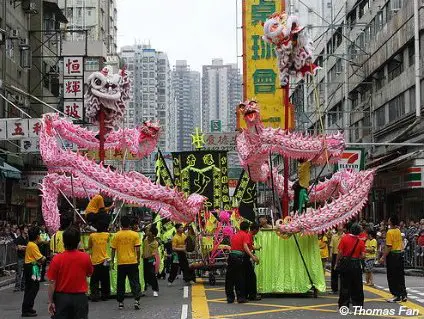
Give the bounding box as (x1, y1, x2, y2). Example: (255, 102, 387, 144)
(192, 280, 210, 319)
(364, 285, 424, 317)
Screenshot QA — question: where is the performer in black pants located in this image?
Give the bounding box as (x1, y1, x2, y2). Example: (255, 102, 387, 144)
(380, 215, 407, 302)
(336, 223, 365, 309)
(143, 227, 159, 296)
(168, 224, 195, 285)
(244, 223, 261, 301)
(329, 225, 344, 294)
(225, 222, 259, 304)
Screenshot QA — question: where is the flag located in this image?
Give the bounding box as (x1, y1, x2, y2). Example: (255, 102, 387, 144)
(233, 170, 257, 222)
(155, 150, 174, 187)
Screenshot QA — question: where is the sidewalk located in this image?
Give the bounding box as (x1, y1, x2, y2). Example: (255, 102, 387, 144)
(0, 272, 15, 288)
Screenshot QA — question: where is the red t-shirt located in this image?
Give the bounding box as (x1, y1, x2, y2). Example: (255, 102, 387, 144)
(47, 250, 93, 293)
(231, 230, 250, 252)
(338, 234, 365, 258)
(247, 233, 254, 250)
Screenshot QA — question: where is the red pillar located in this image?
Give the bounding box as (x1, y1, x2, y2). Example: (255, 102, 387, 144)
(99, 107, 106, 163)
(282, 85, 290, 218)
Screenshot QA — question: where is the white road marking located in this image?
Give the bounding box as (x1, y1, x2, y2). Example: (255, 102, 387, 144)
(183, 286, 188, 298)
(408, 289, 420, 293)
(408, 295, 420, 299)
(417, 292, 424, 296)
(415, 299, 424, 304)
(181, 304, 188, 319)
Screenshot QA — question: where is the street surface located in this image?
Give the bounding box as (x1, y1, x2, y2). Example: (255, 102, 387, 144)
(0, 273, 423, 319)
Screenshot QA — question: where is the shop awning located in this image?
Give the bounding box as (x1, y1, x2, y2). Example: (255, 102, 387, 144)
(43, 1, 68, 23)
(376, 150, 424, 172)
(0, 162, 22, 179)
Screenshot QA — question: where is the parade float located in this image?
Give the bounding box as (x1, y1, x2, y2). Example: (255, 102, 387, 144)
(233, 10, 375, 295)
(39, 66, 206, 293)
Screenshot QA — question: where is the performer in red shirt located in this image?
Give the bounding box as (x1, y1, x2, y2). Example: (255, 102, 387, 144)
(47, 226, 93, 319)
(245, 223, 261, 301)
(225, 221, 258, 304)
(336, 223, 366, 310)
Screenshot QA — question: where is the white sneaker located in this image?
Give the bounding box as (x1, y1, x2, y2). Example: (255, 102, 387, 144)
(153, 291, 158, 297)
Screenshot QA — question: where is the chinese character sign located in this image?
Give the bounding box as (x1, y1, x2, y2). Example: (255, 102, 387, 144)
(64, 57, 83, 76)
(204, 132, 237, 151)
(64, 101, 83, 120)
(21, 138, 39, 153)
(28, 118, 42, 138)
(6, 119, 29, 139)
(239, 0, 286, 129)
(63, 79, 83, 99)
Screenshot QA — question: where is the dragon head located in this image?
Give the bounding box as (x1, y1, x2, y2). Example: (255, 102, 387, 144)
(139, 121, 160, 140)
(238, 100, 260, 125)
(86, 67, 123, 102)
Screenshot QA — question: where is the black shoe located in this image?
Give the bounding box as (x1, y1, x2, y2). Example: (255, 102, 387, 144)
(387, 296, 402, 303)
(401, 296, 408, 302)
(28, 309, 36, 314)
(237, 299, 248, 304)
(134, 300, 140, 310)
(248, 295, 262, 301)
(227, 299, 234, 304)
(21, 313, 37, 317)
(118, 303, 124, 310)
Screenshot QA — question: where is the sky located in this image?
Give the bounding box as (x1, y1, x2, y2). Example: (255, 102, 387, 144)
(117, 0, 241, 72)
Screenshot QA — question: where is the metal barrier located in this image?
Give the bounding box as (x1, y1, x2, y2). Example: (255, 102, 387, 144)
(404, 240, 424, 269)
(0, 240, 17, 272)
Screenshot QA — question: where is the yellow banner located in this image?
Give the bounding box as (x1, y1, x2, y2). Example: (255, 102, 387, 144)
(239, 0, 289, 129)
(83, 149, 138, 161)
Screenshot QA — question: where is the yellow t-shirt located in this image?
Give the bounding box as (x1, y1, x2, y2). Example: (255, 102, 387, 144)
(143, 238, 159, 259)
(25, 241, 43, 264)
(386, 228, 403, 251)
(319, 235, 329, 259)
(330, 233, 343, 255)
(365, 238, 377, 259)
(50, 231, 65, 254)
(298, 161, 311, 189)
(89, 232, 110, 265)
(85, 194, 105, 214)
(110, 230, 141, 265)
(172, 233, 187, 250)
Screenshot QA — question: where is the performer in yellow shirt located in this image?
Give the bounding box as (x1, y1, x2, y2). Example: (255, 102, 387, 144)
(110, 216, 141, 310)
(88, 222, 111, 301)
(318, 234, 329, 275)
(21, 227, 46, 317)
(167, 224, 195, 285)
(292, 156, 319, 214)
(85, 193, 114, 229)
(329, 225, 344, 294)
(50, 217, 72, 255)
(380, 215, 407, 303)
(143, 227, 159, 297)
(364, 230, 377, 287)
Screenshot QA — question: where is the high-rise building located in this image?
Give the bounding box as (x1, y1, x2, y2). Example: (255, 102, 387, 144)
(172, 60, 201, 151)
(120, 44, 174, 175)
(202, 59, 242, 133)
(58, 0, 118, 54)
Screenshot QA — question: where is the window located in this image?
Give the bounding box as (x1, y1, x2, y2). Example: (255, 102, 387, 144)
(149, 72, 155, 78)
(376, 106, 386, 128)
(353, 121, 360, 140)
(142, 57, 148, 63)
(376, 11, 384, 33)
(329, 103, 342, 125)
(388, 53, 404, 81)
(408, 43, 415, 67)
(359, 0, 369, 18)
(149, 57, 155, 62)
(388, 93, 405, 122)
(409, 86, 416, 110)
(374, 69, 385, 91)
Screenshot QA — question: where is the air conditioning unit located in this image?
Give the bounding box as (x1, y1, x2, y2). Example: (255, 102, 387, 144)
(9, 29, 20, 39)
(19, 38, 30, 47)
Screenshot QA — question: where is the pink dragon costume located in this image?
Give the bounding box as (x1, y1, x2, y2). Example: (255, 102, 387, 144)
(236, 100, 375, 234)
(40, 68, 206, 232)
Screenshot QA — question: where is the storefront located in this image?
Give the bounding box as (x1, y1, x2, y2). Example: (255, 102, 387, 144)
(0, 160, 23, 222)
(373, 151, 424, 222)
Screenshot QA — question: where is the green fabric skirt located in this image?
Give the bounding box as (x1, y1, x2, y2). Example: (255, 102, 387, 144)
(254, 230, 326, 294)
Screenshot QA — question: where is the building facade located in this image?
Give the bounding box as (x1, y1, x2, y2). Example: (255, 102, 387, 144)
(292, 0, 424, 221)
(201, 59, 242, 133)
(58, 0, 117, 55)
(172, 60, 201, 151)
(120, 44, 174, 175)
